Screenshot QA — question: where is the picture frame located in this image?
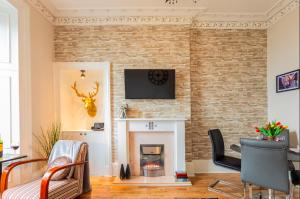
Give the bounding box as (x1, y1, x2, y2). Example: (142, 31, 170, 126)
(276, 69, 300, 93)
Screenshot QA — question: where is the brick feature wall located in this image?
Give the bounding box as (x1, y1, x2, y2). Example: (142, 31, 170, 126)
(54, 25, 192, 161)
(190, 29, 267, 159)
(54, 26, 267, 161)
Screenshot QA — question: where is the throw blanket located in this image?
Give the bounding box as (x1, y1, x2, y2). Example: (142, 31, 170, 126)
(48, 140, 91, 193)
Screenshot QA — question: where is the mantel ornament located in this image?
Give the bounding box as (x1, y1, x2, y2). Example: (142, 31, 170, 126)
(119, 104, 128, 119)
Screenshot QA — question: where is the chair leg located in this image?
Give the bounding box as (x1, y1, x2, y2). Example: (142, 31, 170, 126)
(243, 183, 247, 199)
(258, 186, 263, 199)
(289, 184, 294, 199)
(249, 184, 253, 199)
(268, 189, 275, 199)
(208, 179, 243, 199)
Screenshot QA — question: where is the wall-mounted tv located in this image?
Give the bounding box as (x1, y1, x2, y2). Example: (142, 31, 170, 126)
(125, 69, 175, 99)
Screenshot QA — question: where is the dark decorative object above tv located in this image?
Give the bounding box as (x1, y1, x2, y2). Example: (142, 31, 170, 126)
(125, 69, 175, 99)
(276, 69, 299, 93)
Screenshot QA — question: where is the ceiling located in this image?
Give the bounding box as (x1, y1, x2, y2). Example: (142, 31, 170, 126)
(40, 0, 282, 17)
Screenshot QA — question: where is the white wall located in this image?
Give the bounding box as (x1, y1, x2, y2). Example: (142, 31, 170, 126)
(30, 6, 55, 156)
(267, 9, 300, 147)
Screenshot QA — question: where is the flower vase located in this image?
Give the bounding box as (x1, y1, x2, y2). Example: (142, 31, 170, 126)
(120, 164, 126, 180)
(125, 164, 131, 179)
(267, 136, 275, 141)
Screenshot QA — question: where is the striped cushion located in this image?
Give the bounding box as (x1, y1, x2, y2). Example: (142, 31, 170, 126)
(2, 178, 80, 199)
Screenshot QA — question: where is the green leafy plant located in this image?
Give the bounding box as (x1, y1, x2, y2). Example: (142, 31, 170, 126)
(255, 121, 288, 138)
(34, 123, 62, 158)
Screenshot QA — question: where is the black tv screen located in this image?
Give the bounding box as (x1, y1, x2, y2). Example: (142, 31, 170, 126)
(125, 69, 175, 99)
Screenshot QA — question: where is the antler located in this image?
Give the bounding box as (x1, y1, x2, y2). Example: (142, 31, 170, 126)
(71, 82, 87, 98)
(89, 81, 99, 98)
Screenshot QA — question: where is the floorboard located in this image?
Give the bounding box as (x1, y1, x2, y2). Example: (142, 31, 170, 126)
(80, 173, 300, 199)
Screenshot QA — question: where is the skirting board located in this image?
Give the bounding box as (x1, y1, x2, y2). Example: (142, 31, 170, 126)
(186, 159, 238, 176)
(113, 160, 238, 177)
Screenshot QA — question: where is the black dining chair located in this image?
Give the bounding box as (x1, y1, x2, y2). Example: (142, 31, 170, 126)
(240, 138, 291, 199)
(290, 169, 300, 198)
(208, 129, 242, 198)
(288, 150, 300, 198)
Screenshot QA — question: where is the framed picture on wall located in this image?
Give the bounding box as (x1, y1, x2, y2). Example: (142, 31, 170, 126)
(276, 69, 300, 93)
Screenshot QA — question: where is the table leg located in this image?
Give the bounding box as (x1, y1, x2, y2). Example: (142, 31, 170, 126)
(0, 162, 2, 179)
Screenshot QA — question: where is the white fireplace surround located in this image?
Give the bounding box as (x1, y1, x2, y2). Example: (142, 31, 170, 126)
(115, 118, 187, 176)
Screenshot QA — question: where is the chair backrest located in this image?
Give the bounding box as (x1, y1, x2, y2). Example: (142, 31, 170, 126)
(73, 143, 88, 194)
(73, 143, 87, 178)
(240, 139, 289, 194)
(208, 129, 225, 161)
(278, 129, 289, 147)
(49, 140, 88, 194)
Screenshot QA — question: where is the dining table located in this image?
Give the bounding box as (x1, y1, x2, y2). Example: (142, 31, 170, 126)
(0, 154, 27, 178)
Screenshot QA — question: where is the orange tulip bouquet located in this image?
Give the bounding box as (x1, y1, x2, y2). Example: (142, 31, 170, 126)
(255, 121, 288, 140)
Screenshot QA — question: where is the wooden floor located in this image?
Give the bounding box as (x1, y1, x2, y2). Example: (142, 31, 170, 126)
(80, 174, 300, 199)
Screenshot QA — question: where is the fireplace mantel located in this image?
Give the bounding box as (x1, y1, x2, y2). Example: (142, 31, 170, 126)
(115, 118, 187, 121)
(115, 118, 187, 174)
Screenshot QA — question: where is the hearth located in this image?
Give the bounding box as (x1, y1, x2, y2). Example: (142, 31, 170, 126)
(140, 144, 165, 177)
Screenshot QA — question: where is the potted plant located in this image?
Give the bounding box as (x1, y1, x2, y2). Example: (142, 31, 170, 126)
(255, 121, 288, 141)
(34, 123, 62, 158)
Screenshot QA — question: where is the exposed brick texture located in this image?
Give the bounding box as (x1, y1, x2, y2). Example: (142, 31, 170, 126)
(54, 25, 267, 161)
(190, 29, 267, 159)
(55, 25, 192, 161)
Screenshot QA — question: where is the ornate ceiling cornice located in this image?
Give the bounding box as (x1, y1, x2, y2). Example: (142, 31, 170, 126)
(190, 0, 299, 29)
(26, 0, 55, 23)
(191, 21, 268, 29)
(28, 0, 299, 29)
(266, 0, 299, 27)
(54, 16, 192, 26)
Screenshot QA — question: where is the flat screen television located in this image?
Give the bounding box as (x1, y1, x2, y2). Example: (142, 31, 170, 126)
(125, 69, 175, 99)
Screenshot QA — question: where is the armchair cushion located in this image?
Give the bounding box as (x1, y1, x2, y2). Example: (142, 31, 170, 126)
(48, 156, 72, 181)
(48, 140, 83, 179)
(2, 179, 79, 199)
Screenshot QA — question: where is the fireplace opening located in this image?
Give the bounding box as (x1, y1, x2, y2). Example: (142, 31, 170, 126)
(140, 144, 165, 177)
